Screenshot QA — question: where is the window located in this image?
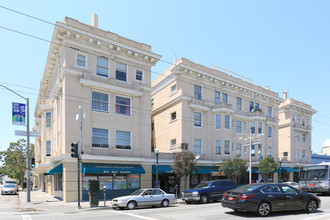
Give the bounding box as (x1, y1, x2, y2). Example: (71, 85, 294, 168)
(250, 121, 256, 134)
(268, 146, 272, 157)
(224, 140, 230, 155)
(194, 85, 202, 100)
(255, 103, 260, 110)
(297, 150, 301, 160)
(116, 131, 131, 150)
(92, 91, 109, 112)
(236, 120, 242, 133)
(236, 144, 242, 156)
(46, 141, 51, 156)
(215, 91, 221, 103)
(297, 115, 301, 125)
(292, 115, 296, 122)
(302, 134, 306, 143)
(136, 70, 143, 81)
(268, 127, 272, 138)
(46, 112, 51, 128)
(267, 106, 273, 117)
(194, 139, 202, 155)
(257, 145, 263, 157)
(258, 122, 263, 134)
(92, 128, 109, 148)
(170, 139, 176, 149)
(116, 62, 127, 81)
(77, 54, 86, 67)
(225, 115, 230, 129)
(297, 132, 301, 142)
(194, 112, 202, 127)
(171, 112, 177, 121)
(96, 56, 109, 77)
(215, 140, 221, 155)
(222, 93, 228, 104)
(54, 174, 63, 191)
(251, 145, 256, 156)
(116, 96, 130, 116)
(151, 98, 154, 108)
(250, 101, 254, 111)
(215, 114, 221, 129)
(171, 84, 177, 94)
(302, 150, 306, 160)
(236, 97, 242, 110)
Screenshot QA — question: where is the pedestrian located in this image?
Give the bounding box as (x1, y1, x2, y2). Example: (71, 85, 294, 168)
(23, 181, 27, 192)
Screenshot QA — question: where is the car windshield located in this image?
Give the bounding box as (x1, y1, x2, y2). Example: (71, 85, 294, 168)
(232, 184, 260, 192)
(6, 181, 16, 184)
(4, 185, 15, 188)
(130, 189, 145, 196)
(194, 182, 211, 189)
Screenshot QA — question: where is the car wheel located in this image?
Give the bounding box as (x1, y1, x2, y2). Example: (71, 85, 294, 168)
(161, 199, 169, 207)
(200, 194, 208, 204)
(257, 202, 271, 217)
(306, 200, 317, 213)
(127, 201, 136, 210)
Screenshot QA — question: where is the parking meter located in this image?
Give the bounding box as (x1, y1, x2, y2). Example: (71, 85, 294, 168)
(103, 186, 107, 206)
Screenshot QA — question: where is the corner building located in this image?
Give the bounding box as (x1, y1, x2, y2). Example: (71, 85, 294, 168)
(33, 16, 161, 202)
(152, 58, 283, 187)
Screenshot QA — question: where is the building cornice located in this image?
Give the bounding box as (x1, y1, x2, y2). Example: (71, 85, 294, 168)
(152, 95, 191, 115)
(80, 78, 143, 97)
(280, 103, 317, 115)
(189, 103, 210, 112)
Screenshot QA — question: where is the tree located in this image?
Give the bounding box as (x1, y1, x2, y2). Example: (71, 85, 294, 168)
(0, 139, 34, 184)
(172, 151, 197, 190)
(258, 156, 278, 182)
(219, 156, 247, 184)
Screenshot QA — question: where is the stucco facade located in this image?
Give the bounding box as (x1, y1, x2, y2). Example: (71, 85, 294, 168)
(33, 16, 161, 202)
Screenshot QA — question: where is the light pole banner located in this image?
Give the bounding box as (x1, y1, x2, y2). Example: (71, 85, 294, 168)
(12, 102, 26, 126)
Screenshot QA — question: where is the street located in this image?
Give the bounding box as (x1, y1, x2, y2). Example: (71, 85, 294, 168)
(0, 190, 330, 220)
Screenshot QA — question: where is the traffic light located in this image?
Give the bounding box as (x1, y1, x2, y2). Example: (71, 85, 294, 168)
(71, 142, 78, 158)
(31, 157, 35, 168)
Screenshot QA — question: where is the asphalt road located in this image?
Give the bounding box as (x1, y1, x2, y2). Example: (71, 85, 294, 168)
(1, 191, 329, 220)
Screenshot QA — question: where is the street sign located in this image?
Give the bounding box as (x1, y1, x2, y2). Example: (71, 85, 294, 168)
(12, 102, 26, 126)
(15, 130, 41, 137)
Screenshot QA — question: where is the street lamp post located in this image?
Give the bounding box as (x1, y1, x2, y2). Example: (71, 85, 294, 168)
(155, 148, 159, 188)
(278, 158, 282, 183)
(0, 84, 31, 202)
(249, 129, 252, 184)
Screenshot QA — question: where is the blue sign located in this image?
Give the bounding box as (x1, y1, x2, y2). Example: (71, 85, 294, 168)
(12, 102, 26, 126)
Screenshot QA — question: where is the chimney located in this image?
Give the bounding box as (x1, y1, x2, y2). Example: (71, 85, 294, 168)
(266, 84, 270, 90)
(283, 90, 289, 99)
(91, 14, 98, 28)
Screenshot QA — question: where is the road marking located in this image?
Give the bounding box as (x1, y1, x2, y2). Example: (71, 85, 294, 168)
(117, 212, 155, 220)
(151, 213, 186, 218)
(21, 214, 32, 220)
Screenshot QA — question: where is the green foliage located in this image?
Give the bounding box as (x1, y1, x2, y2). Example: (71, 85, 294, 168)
(219, 156, 247, 183)
(0, 139, 34, 184)
(172, 151, 197, 190)
(258, 156, 278, 181)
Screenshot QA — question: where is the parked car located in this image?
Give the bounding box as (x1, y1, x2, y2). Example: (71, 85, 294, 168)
(182, 180, 237, 204)
(111, 188, 176, 210)
(221, 183, 321, 217)
(283, 181, 299, 188)
(1, 184, 18, 195)
(4, 180, 19, 191)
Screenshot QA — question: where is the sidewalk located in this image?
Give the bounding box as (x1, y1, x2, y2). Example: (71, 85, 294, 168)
(18, 190, 113, 213)
(18, 190, 184, 213)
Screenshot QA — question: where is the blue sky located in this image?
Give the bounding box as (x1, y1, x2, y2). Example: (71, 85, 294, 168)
(0, 0, 330, 154)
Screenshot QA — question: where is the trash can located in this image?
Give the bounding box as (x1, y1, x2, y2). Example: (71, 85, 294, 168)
(89, 180, 99, 207)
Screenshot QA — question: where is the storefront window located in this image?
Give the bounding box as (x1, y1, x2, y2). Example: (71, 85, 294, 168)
(127, 175, 140, 189)
(54, 174, 63, 191)
(99, 176, 113, 190)
(82, 176, 97, 191)
(114, 175, 127, 190)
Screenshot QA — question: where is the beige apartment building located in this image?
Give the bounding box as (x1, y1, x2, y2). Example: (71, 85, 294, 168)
(151, 58, 284, 186)
(278, 91, 316, 182)
(33, 15, 162, 202)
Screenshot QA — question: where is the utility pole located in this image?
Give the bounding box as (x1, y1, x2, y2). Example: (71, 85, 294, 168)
(76, 106, 85, 209)
(0, 84, 31, 202)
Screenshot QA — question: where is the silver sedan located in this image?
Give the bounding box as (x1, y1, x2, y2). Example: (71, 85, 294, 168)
(112, 188, 176, 210)
(1, 184, 18, 195)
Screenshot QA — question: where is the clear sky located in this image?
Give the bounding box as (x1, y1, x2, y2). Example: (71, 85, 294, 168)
(0, 0, 330, 154)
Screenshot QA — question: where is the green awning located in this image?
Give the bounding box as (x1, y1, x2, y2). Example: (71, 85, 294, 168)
(193, 166, 219, 174)
(44, 164, 63, 175)
(152, 165, 174, 174)
(82, 163, 145, 174)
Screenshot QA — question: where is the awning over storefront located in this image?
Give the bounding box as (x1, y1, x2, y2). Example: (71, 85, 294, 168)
(248, 167, 299, 174)
(44, 164, 63, 175)
(82, 163, 145, 174)
(193, 166, 219, 174)
(152, 165, 174, 174)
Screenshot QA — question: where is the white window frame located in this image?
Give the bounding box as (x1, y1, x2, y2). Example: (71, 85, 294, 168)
(116, 62, 128, 82)
(116, 130, 132, 150)
(115, 96, 131, 116)
(194, 85, 202, 100)
(170, 139, 176, 150)
(250, 121, 256, 134)
(76, 53, 87, 68)
(46, 112, 51, 128)
(268, 127, 272, 138)
(215, 114, 221, 129)
(92, 91, 109, 112)
(297, 150, 301, 160)
(268, 146, 272, 157)
(297, 132, 301, 142)
(136, 69, 144, 81)
(267, 106, 273, 117)
(194, 139, 202, 155)
(236, 97, 242, 110)
(302, 133, 306, 143)
(215, 140, 221, 155)
(194, 112, 202, 127)
(92, 128, 109, 148)
(224, 115, 230, 129)
(170, 112, 177, 122)
(222, 93, 228, 104)
(236, 143, 242, 156)
(258, 122, 263, 134)
(236, 120, 242, 133)
(46, 140, 51, 156)
(96, 56, 109, 77)
(215, 91, 221, 103)
(224, 140, 230, 155)
(170, 84, 177, 95)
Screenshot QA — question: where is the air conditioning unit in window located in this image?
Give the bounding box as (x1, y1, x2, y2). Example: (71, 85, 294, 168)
(181, 143, 188, 150)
